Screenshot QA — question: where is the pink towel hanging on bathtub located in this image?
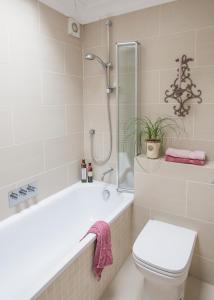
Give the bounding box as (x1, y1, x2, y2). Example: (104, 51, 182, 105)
(82, 221, 113, 280)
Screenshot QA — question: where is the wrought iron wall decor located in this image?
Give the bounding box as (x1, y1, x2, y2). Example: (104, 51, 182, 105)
(164, 54, 202, 117)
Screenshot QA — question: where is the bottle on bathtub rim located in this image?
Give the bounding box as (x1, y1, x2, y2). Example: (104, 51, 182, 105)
(87, 162, 93, 183)
(81, 159, 87, 183)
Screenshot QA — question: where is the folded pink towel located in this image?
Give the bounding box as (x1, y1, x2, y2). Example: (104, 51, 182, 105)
(165, 155, 206, 166)
(82, 221, 113, 280)
(166, 148, 206, 161)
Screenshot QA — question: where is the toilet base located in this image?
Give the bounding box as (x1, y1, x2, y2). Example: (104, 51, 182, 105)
(143, 278, 185, 300)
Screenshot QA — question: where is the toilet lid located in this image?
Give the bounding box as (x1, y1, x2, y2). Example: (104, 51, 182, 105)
(133, 220, 197, 274)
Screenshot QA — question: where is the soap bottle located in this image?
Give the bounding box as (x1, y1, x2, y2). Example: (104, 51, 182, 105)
(81, 159, 87, 183)
(87, 163, 93, 183)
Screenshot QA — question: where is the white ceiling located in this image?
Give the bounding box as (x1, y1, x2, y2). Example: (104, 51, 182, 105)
(39, 0, 176, 24)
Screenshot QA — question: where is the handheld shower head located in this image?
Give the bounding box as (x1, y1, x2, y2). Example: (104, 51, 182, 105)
(84, 53, 107, 68)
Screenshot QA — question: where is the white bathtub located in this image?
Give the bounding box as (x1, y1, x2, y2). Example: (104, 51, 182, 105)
(0, 181, 133, 300)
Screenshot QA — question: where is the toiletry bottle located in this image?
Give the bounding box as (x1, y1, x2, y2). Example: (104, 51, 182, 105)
(81, 159, 87, 183)
(87, 163, 93, 183)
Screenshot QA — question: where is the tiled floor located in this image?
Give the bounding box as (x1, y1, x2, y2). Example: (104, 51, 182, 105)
(101, 255, 214, 300)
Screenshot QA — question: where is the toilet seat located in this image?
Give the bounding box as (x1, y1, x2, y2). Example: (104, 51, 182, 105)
(133, 253, 187, 279)
(133, 220, 197, 277)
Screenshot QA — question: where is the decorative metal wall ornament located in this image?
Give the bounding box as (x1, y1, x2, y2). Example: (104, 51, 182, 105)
(164, 54, 202, 117)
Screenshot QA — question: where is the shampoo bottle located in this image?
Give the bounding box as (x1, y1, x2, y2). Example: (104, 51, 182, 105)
(87, 163, 93, 183)
(81, 159, 87, 183)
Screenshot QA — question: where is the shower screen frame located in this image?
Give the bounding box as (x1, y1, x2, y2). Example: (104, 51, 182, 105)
(116, 41, 141, 193)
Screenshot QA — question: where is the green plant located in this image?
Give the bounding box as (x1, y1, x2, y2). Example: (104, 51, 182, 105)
(125, 116, 182, 154)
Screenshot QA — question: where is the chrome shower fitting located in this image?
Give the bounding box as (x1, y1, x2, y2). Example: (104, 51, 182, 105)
(85, 19, 113, 166)
(84, 53, 108, 69)
(101, 168, 114, 181)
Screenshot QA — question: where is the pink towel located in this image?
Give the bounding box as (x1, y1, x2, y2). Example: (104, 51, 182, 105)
(165, 155, 206, 166)
(82, 221, 113, 280)
(166, 148, 206, 161)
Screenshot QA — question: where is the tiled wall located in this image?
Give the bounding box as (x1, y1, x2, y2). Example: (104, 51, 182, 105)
(0, 0, 83, 221)
(82, 0, 214, 181)
(36, 205, 132, 300)
(134, 157, 214, 285)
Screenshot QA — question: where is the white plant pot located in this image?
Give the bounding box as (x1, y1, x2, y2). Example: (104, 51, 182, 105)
(146, 140, 161, 159)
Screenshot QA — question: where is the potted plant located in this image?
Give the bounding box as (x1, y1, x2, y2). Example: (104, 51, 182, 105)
(125, 116, 180, 159)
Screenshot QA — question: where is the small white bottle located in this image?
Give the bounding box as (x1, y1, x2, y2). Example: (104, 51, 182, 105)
(81, 159, 87, 183)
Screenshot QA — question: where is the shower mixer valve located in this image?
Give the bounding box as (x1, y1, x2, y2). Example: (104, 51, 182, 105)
(8, 182, 38, 207)
(89, 129, 95, 135)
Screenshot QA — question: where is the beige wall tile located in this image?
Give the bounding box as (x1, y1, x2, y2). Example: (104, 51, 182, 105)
(142, 32, 195, 70)
(8, 0, 38, 34)
(187, 182, 214, 223)
(0, 2, 9, 35)
(135, 171, 186, 216)
(65, 44, 82, 76)
(190, 255, 214, 285)
(43, 72, 82, 105)
(84, 104, 116, 134)
(0, 142, 44, 188)
(111, 7, 158, 43)
(67, 105, 83, 134)
(0, 110, 13, 147)
(68, 160, 81, 184)
(194, 104, 214, 141)
(13, 106, 66, 144)
(35, 166, 68, 200)
(191, 67, 214, 104)
(0, 65, 10, 106)
(83, 22, 102, 48)
(0, 33, 8, 64)
(141, 71, 159, 103)
(196, 28, 214, 66)
(45, 134, 83, 170)
(9, 65, 42, 106)
(83, 76, 106, 105)
(41, 36, 65, 73)
(10, 31, 40, 66)
(132, 204, 150, 242)
(160, 0, 214, 35)
(150, 209, 214, 261)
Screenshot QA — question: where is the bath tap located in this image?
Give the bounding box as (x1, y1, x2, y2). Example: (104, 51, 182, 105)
(101, 168, 114, 181)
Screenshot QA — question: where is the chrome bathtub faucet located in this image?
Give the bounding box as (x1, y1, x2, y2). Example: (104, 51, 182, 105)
(8, 182, 38, 207)
(101, 168, 114, 181)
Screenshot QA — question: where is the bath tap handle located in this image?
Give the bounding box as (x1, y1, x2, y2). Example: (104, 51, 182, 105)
(27, 184, 36, 192)
(10, 192, 18, 199)
(19, 188, 27, 196)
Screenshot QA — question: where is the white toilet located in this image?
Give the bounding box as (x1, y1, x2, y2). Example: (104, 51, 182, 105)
(133, 220, 197, 300)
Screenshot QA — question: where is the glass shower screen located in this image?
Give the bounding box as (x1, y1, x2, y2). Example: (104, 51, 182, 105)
(116, 42, 140, 192)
